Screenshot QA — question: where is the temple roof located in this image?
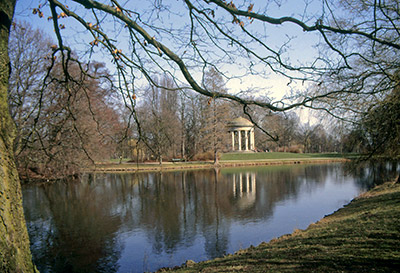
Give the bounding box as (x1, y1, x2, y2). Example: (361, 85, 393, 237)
(227, 117, 253, 128)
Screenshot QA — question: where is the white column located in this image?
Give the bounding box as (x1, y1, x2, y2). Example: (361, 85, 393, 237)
(238, 130, 242, 151)
(250, 128, 255, 150)
(249, 128, 252, 150)
(231, 131, 235, 151)
(245, 130, 249, 151)
(248, 129, 252, 151)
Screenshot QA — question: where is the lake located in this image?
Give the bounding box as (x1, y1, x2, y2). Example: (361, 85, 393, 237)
(22, 163, 378, 272)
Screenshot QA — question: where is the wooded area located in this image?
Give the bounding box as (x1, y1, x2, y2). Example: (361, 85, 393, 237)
(1, 0, 399, 271)
(8, 22, 354, 178)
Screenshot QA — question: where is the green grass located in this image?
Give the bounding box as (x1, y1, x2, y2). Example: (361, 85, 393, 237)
(104, 153, 351, 166)
(90, 161, 216, 173)
(220, 152, 353, 161)
(91, 153, 350, 173)
(168, 181, 400, 272)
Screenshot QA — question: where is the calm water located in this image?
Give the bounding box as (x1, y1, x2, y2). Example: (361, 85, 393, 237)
(22, 163, 378, 273)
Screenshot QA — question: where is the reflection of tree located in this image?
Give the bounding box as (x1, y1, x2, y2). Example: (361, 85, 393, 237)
(22, 164, 369, 271)
(345, 160, 399, 190)
(133, 167, 332, 259)
(140, 173, 184, 254)
(200, 169, 229, 259)
(22, 185, 54, 271)
(24, 178, 124, 273)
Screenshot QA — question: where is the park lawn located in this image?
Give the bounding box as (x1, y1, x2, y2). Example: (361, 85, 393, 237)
(90, 161, 215, 172)
(90, 153, 350, 173)
(165, 180, 400, 272)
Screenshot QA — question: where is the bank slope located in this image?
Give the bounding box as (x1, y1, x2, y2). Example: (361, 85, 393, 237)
(166, 181, 400, 272)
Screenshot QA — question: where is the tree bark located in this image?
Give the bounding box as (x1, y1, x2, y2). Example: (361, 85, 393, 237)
(0, 0, 37, 271)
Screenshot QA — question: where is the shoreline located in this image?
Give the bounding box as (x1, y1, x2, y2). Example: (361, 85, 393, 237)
(85, 158, 348, 173)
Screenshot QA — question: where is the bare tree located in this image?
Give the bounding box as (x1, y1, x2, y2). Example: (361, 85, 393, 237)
(12, 0, 394, 122)
(8, 23, 124, 179)
(201, 68, 231, 163)
(15, 0, 399, 155)
(349, 84, 400, 158)
(0, 1, 37, 271)
(8, 21, 52, 142)
(1, 0, 400, 270)
(138, 75, 180, 163)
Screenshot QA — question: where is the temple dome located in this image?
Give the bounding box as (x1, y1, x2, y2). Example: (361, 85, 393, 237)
(227, 117, 253, 128)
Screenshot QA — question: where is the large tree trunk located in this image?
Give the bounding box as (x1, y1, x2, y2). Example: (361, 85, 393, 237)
(0, 0, 37, 271)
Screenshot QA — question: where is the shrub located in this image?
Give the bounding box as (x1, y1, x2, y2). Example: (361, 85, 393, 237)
(192, 151, 214, 161)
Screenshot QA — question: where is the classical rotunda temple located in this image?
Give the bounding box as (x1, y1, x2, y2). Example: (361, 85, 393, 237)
(227, 117, 255, 152)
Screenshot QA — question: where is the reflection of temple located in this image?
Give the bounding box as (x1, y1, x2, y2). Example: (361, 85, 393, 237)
(232, 172, 257, 209)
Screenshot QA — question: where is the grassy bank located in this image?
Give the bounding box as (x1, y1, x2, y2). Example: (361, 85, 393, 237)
(89, 153, 350, 173)
(164, 180, 400, 272)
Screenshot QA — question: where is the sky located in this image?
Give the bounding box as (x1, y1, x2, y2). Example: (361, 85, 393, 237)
(13, 0, 325, 123)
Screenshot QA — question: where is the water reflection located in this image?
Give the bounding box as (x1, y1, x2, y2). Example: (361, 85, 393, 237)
(23, 178, 123, 273)
(23, 163, 379, 273)
(232, 172, 256, 210)
(344, 160, 400, 188)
